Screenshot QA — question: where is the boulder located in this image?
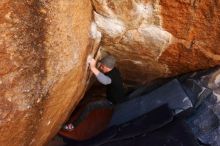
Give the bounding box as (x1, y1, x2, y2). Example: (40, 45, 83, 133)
(0, 0, 94, 146)
(0, 0, 220, 145)
(92, 0, 220, 84)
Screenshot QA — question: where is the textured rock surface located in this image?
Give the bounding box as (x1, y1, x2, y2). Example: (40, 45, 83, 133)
(186, 68, 220, 146)
(0, 0, 94, 146)
(0, 0, 220, 146)
(93, 0, 220, 84)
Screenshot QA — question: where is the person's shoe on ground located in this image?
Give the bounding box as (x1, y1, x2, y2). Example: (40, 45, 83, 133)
(63, 123, 74, 131)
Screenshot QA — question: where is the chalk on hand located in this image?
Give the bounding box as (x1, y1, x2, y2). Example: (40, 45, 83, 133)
(87, 54, 93, 64)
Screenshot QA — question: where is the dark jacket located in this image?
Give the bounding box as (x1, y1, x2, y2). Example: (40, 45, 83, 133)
(105, 68, 125, 104)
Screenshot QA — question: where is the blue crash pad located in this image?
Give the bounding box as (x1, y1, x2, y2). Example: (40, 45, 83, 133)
(109, 79, 192, 126)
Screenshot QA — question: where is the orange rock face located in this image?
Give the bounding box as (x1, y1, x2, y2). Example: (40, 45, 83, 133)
(0, 0, 94, 146)
(159, 0, 220, 74)
(0, 0, 220, 146)
(92, 0, 220, 84)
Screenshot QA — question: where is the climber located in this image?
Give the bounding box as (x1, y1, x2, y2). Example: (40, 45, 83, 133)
(63, 55, 125, 131)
